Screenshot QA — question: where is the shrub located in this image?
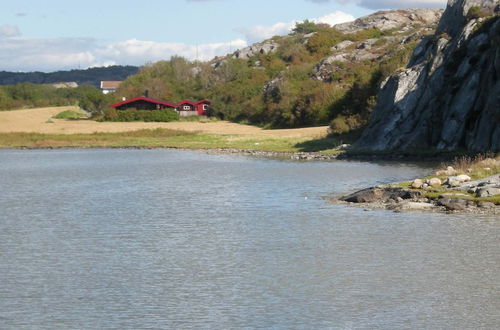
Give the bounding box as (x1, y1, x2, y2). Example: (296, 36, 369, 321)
(292, 20, 320, 34)
(306, 29, 344, 55)
(53, 110, 86, 120)
(147, 109, 179, 122)
(103, 108, 119, 121)
(102, 109, 179, 122)
(467, 6, 486, 20)
(329, 116, 351, 134)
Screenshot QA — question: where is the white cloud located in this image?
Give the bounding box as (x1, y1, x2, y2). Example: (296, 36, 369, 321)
(0, 25, 21, 38)
(236, 22, 295, 44)
(96, 38, 247, 64)
(0, 10, 356, 71)
(237, 10, 355, 43)
(314, 11, 357, 26)
(0, 28, 248, 72)
(0, 34, 101, 71)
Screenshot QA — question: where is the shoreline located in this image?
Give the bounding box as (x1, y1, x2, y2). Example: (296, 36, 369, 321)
(332, 172, 500, 216)
(2, 145, 339, 160)
(4, 144, 498, 215)
(2, 144, 482, 163)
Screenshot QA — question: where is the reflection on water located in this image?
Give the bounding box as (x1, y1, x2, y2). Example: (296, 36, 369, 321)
(0, 149, 498, 329)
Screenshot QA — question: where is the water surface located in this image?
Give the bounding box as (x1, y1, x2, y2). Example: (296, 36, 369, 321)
(0, 149, 498, 329)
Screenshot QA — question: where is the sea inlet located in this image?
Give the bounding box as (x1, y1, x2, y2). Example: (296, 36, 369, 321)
(0, 149, 498, 329)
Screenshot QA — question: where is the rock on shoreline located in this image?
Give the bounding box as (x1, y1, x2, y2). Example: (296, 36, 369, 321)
(335, 174, 500, 215)
(204, 148, 340, 160)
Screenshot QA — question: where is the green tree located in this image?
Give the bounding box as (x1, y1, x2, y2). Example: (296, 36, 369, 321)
(79, 88, 116, 116)
(292, 20, 320, 34)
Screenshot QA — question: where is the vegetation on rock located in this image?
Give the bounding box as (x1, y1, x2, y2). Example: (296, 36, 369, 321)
(113, 10, 440, 131)
(53, 110, 87, 120)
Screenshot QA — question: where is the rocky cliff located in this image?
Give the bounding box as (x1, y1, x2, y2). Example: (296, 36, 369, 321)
(355, 0, 500, 152)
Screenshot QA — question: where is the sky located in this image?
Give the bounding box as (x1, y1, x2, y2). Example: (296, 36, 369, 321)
(0, 0, 447, 72)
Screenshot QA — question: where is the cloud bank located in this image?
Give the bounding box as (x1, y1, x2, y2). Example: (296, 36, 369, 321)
(0, 9, 354, 72)
(0, 24, 247, 72)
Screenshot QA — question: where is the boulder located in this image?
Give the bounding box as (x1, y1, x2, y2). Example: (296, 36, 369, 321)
(391, 201, 435, 211)
(476, 187, 500, 198)
(445, 174, 472, 187)
(357, 38, 378, 50)
(428, 178, 442, 187)
(458, 174, 500, 191)
(446, 177, 462, 187)
(456, 174, 472, 182)
(437, 198, 468, 211)
(341, 187, 385, 203)
(331, 40, 354, 51)
(478, 201, 496, 208)
(411, 179, 424, 189)
(341, 187, 421, 203)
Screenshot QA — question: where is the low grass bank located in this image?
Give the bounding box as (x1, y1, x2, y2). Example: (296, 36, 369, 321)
(0, 129, 341, 153)
(391, 155, 500, 204)
(53, 110, 88, 120)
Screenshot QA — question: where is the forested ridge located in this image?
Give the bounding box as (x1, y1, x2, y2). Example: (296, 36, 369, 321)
(0, 65, 138, 88)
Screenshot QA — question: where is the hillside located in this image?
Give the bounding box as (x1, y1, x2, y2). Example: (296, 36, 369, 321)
(116, 9, 442, 129)
(355, 0, 499, 152)
(0, 65, 139, 88)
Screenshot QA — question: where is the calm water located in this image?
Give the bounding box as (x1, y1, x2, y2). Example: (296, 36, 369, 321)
(0, 149, 498, 329)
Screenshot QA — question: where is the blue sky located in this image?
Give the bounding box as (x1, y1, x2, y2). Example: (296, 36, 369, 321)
(0, 0, 447, 72)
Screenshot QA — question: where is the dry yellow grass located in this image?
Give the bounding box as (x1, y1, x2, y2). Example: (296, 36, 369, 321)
(0, 106, 329, 139)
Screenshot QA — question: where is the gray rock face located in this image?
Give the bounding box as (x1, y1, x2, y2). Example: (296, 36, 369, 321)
(233, 40, 279, 60)
(312, 9, 442, 82)
(355, 0, 500, 152)
(334, 9, 443, 34)
(331, 40, 354, 51)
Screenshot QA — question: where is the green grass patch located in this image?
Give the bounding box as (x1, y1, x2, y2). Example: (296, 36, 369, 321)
(423, 191, 500, 205)
(0, 129, 333, 153)
(53, 110, 87, 120)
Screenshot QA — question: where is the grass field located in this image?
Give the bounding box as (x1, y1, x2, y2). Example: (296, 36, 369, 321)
(0, 107, 338, 152)
(0, 129, 343, 152)
(0, 106, 329, 138)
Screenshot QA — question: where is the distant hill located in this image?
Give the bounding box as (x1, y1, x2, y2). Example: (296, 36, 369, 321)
(0, 66, 139, 88)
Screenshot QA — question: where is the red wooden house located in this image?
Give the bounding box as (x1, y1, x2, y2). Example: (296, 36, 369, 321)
(177, 100, 197, 112)
(196, 99, 211, 116)
(177, 100, 211, 116)
(110, 96, 177, 110)
(110, 96, 211, 117)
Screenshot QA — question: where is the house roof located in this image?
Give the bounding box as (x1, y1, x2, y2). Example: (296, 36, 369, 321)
(110, 96, 177, 109)
(197, 99, 212, 105)
(100, 81, 122, 89)
(177, 100, 198, 106)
